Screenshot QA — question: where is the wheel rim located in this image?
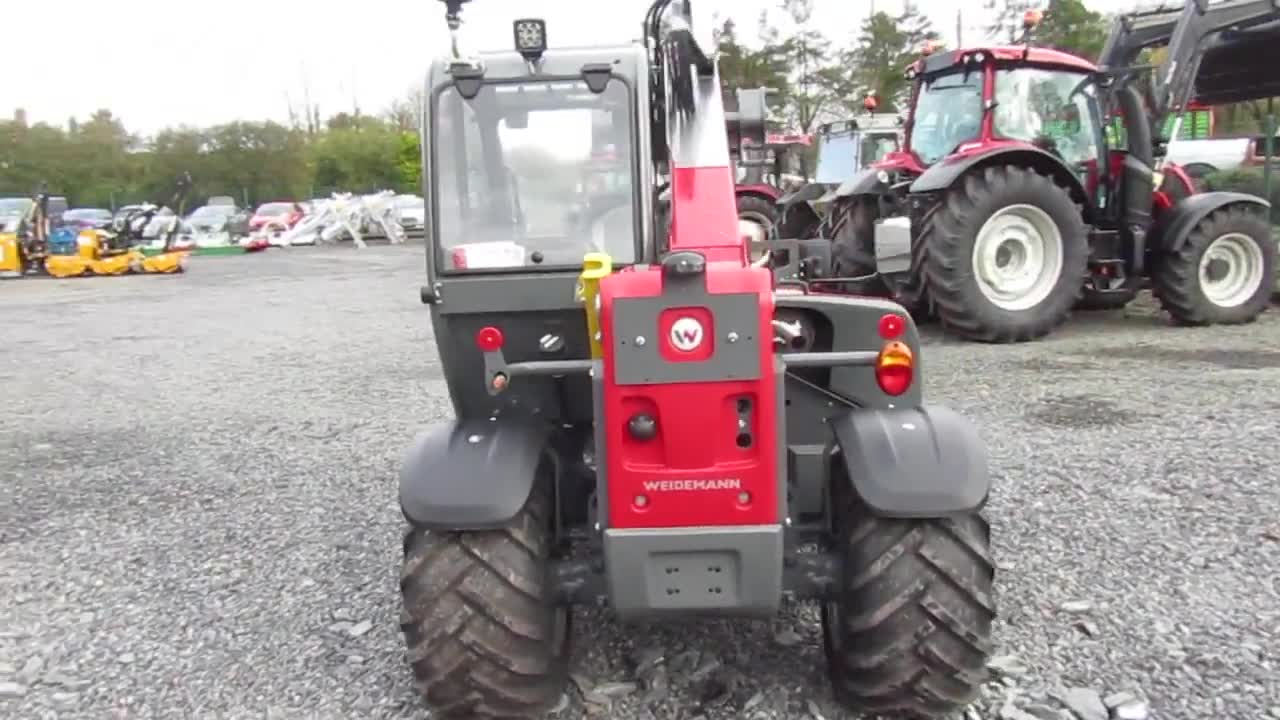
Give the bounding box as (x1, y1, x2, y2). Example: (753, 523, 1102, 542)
(970, 204, 1065, 312)
(738, 211, 772, 261)
(1198, 232, 1265, 308)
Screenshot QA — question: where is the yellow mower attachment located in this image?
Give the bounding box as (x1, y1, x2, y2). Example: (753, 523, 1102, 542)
(0, 233, 21, 276)
(139, 251, 187, 274)
(576, 252, 612, 358)
(43, 229, 187, 277)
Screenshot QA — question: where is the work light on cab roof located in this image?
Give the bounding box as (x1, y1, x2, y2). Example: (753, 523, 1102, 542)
(513, 18, 547, 61)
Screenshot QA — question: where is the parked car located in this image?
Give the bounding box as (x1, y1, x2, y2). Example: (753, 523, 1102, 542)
(184, 204, 238, 232)
(206, 195, 237, 207)
(0, 197, 34, 232)
(249, 201, 304, 232)
(394, 194, 425, 235)
(62, 208, 114, 230)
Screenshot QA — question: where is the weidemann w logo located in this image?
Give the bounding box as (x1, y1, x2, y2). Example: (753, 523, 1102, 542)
(669, 317, 703, 351)
(642, 479, 741, 492)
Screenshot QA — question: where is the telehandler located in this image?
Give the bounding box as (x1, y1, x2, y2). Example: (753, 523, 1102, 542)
(397, 1, 994, 718)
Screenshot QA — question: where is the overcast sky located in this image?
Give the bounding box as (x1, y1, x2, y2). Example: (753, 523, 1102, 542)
(4, 0, 1130, 136)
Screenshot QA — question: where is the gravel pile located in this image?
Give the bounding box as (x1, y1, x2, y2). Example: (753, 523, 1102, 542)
(2, 246, 1277, 719)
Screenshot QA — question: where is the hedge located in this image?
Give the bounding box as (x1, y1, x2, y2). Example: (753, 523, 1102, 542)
(1200, 168, 1280, 224)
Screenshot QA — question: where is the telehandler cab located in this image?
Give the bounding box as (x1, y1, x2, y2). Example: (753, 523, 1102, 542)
(398, 1, 994, 718)
(785, 0, 1279, 342)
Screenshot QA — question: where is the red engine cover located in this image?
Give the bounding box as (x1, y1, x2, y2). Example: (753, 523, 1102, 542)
(598, 261, 780, 529)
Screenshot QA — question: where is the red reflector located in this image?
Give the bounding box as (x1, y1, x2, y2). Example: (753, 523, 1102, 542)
(878, 313, 905, 339)
(476, 326, 504, 352)
(450, 247, 467, 269)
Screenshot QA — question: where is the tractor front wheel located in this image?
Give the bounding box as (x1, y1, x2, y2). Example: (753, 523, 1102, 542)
(823, 491, 995, 717)
(921, 166, 1088, 342)
(399, 480, 569, 719)
(1152, 206, 1275, 325)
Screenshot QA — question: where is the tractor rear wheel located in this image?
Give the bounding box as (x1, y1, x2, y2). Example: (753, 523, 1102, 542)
(399, 480, 569, 719)
(921, 166, 1088, 342)
(823, 488, 995, 717)
(830, 197, 932, 318)
(1152, 206, 1275, 325)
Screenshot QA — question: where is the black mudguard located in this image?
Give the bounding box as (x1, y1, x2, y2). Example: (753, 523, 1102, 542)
(399, 417, 551, 530)
(834, 167, 887, 198)
(830, 405, 988, 517)
(908, 144, 1088, 213)
(1151, 191, 1270, 254)
(777, 182, 827, 209)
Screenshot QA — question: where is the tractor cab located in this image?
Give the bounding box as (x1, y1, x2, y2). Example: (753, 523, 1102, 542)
(886, 45, 1105, 188)
(774, 113, 905, 239)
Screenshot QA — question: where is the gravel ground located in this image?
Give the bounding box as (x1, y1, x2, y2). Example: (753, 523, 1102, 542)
(2, 245, 1278, 720)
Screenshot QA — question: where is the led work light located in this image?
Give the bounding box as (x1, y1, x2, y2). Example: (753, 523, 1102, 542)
(513, 18, 547, 61)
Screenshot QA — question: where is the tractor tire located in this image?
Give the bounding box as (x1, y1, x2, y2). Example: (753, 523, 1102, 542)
(823, 491, 995, 718)
(921, 166, 1088, 342)
(737, 193, 778, 262)
(1152, 205, 1275, 326)
(830, 197, 932, 318)
(829, 197, 877, 276)
(399, 480, 569, 720)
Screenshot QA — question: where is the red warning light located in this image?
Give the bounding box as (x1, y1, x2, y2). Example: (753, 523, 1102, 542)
(476, 326, 504, 352)
(878, 313, 904, 340)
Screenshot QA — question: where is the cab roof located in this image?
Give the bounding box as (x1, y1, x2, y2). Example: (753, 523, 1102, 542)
(913, 45, 1098, 75)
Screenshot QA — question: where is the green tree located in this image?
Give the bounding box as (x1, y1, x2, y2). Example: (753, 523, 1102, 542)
(310, 121, 406, 195)
(987, 0, 1108, 60)
(843, 8, 940, 114)
(774, 0, 840, 134)
(713, 15, 790, 98)
(1034, 0, 1108, 60)
(397, 131, 423, 192)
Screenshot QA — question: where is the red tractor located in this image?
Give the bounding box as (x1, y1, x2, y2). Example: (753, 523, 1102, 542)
(795, 0, 1279, 342)
(733, 130, 813, 260)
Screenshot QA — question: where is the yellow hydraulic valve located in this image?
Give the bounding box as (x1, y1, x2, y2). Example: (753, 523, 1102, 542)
(576, 252, 612, 358)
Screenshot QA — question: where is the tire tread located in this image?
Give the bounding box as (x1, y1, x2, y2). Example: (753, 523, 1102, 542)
(920, 165, 1088, 343)
(399, 483, 566, 719)
(827, 493, 995, 718)
(1151, 206, 1275, 326)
